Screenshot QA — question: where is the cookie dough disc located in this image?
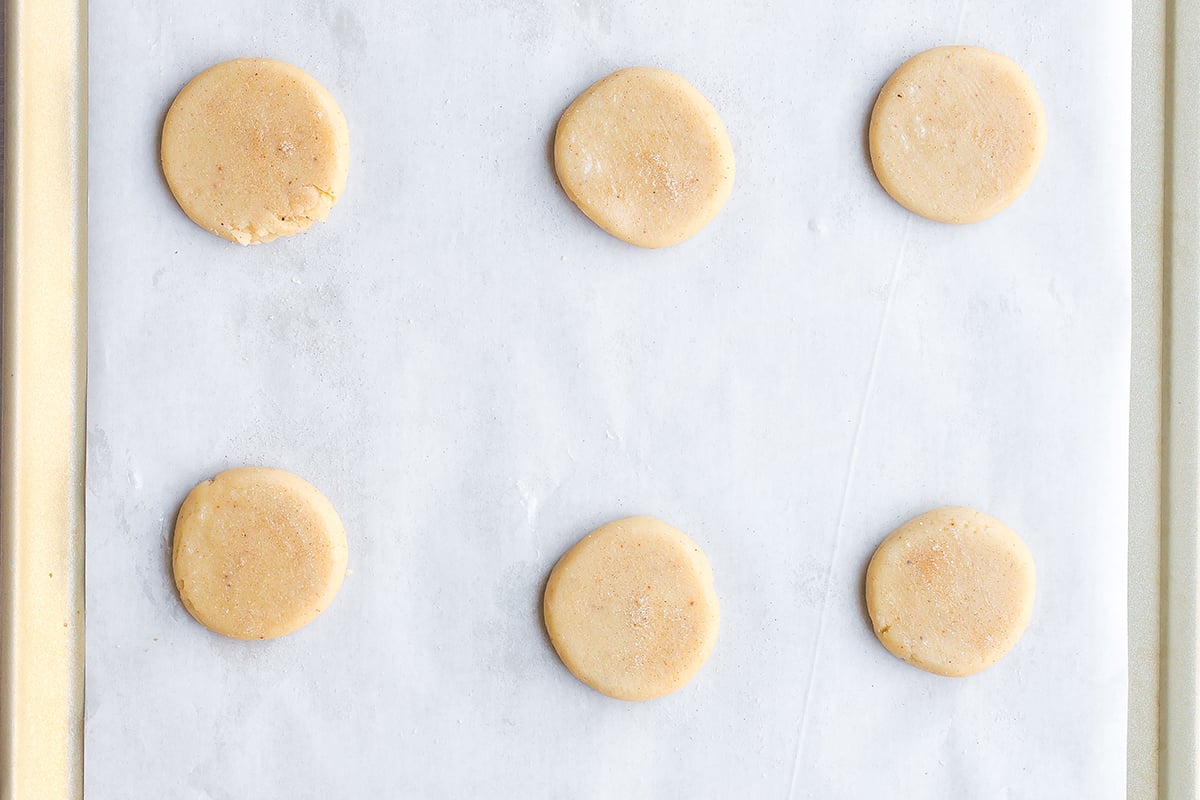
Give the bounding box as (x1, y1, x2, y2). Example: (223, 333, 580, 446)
(172, 467, 348, 640)
(865, 507, 1036, 677)
(868, 46, 1046, 223)
(543, 516, 720, 700)
(161, 58, 350, 244)
(554, 67, 735, 248)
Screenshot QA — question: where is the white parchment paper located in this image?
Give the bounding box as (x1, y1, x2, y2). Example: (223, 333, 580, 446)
(86, 1, 1130, 796)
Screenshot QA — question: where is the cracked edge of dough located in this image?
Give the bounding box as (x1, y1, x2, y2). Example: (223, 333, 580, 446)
(161, 58, 351, 246)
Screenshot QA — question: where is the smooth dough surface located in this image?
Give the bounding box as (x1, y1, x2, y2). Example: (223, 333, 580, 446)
(865, 507, 1036, 677)
(869, 46, 1046, 224)
(173, 467, 348, 640)
(161, 58, 350, 244)
(543, 516, 720, 700)
(554, 67, 735, 248)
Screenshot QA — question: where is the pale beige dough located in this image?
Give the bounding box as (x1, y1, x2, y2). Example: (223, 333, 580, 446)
(869, 46, 1046, 224)
(543, 516, 720, 700)
(865, 506, 1036, 677)
(172, 467, 348, 640)
(161, 58, 350, 244)
(554, 67, 735, 248)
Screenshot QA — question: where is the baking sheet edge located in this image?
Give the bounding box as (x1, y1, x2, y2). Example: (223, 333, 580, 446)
(1130, 0, 1197, 797)
(0, 0, 87, 797)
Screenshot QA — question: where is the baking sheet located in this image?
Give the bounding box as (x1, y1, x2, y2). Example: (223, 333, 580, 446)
(1128, 0, 1168, 794)
(1130, 0, 1200, 794)
(1, 0, 86, 797)
(85, 1, 1130, 796)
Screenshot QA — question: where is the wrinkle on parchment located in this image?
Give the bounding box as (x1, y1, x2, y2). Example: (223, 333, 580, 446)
(787, 217, 913, 797)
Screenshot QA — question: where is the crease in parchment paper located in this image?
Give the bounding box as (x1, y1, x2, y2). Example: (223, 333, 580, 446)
(787, 216, 913, 797)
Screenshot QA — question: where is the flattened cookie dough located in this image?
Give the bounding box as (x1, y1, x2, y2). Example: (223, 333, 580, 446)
(544, 516, 720, 700)
(161, 58, 350, 244)
(869, 46, 1046, 224)
(865, 507, 1035, 677)
(554, 67, 735, 248)
(173, 467, 348, 640)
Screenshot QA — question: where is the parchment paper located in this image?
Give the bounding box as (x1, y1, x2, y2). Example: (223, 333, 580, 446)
(85, 1, 1130, 796)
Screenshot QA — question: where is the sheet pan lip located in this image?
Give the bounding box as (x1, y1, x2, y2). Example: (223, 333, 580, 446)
(0, 0, 87, 797)
(1129, 0, 1197, 797)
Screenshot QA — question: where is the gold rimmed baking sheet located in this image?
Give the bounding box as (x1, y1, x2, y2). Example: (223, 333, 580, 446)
(0, 0, 86, 797)
(0, 0, 1181, 796)
(1129, 1, 1199, 798)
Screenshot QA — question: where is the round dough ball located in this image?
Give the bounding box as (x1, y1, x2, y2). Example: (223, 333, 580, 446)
(161, 58, 350, 244)
(868, 46, 1046, 224)
(172, 467, 348, 640)
(554, 67, 735, 248)
(865, 507, 1036, 677)
(543, 516, 720, 700)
